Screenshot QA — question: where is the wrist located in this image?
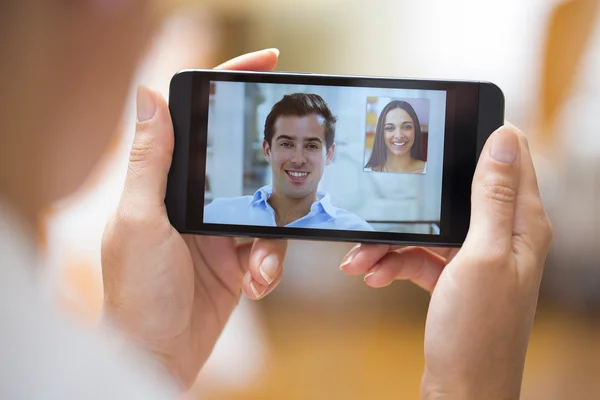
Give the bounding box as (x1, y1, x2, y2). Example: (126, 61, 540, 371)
(98, 307, 186, 392)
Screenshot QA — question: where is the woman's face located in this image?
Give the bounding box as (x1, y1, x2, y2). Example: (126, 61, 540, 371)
(382, 107, 415, 158)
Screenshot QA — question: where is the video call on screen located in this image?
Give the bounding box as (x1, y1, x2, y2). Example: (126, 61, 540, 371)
(201, 81, 448, 235)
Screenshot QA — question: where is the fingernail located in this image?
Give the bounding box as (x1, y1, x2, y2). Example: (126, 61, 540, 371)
(340, 244, 361, 270)
(244, 271, 268, 299)
(268, 48, 280, 57)
(250, 281, 267, 299)
(490, 129, 518, 164)
(364, 264, 380, 281)
(259, 254, 279, 285)
(250, 282, 260, 298)
(136, 86, 156, 123)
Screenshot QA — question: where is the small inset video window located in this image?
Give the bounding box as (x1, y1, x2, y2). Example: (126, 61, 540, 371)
(364, 97, 430, 174)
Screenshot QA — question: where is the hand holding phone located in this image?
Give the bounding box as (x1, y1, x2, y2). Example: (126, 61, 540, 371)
(339, 124, 553, 398)
(101, 50, 288, 391)
(166, 70, 505, 247)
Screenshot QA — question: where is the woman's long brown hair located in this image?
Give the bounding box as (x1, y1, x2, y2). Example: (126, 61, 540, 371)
(364, 100, 425, 171)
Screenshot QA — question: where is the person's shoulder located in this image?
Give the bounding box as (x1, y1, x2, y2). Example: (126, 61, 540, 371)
(206, 186, 271, 210)
(328, 207, 373, 230)
(204, 195, 257, 223)
(208, 195, 253, 204)
(205, 195, 254, 209)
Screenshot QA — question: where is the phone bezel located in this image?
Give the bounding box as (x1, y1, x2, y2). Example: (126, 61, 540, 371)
(166, 70, 504, 247)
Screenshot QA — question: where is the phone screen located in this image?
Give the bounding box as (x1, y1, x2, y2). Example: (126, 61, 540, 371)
(203, 81, 447, 234)
(169, 71, 501, 246)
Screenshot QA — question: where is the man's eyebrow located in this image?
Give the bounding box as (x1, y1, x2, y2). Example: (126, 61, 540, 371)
(303, 137, 323, 143)
(275, 135, 323, 143)
(275, 135, 295, 141)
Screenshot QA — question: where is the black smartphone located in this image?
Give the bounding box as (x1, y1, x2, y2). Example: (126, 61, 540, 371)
(166, 70, 504, 247)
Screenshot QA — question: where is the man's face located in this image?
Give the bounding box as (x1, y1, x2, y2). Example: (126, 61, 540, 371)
(263, 114, 335, 200)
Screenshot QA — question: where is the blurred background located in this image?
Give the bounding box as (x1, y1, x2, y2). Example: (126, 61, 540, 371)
(205, 81, 445, 233)
(43, 0, 600, 398)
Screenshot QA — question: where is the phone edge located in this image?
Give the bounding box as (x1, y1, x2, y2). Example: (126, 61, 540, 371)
(166, 70, 504, 247)
(165, 71, 193, 233)
(476, 81, 505, 158)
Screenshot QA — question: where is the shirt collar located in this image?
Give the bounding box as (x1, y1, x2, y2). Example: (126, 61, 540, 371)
(250, 185, 337, 218)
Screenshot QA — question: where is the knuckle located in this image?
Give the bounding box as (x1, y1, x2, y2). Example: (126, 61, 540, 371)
(482, 248, 511, 267)
(113, 204, 154, 232)
(480, 180, 517, 204)
(512, 231, 537, 257)
(463, 241, 510, 268)
(526, 198, 554, 250)
(128, 135, 154, 165)
(539, 211, 554, 248)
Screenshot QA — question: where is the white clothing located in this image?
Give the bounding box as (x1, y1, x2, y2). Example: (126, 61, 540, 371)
(0, 199, 176, 399)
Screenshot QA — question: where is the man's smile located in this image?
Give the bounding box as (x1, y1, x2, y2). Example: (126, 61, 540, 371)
(285, 170, 310, 182)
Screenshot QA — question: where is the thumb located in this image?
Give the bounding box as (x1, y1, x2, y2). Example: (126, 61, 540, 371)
(465, 125, 521, 253)
(121, 85, 174, 216)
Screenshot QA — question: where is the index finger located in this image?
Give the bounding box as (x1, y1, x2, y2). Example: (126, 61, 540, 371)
(214, 48, 279, 71)
(339, 243, 456, 276)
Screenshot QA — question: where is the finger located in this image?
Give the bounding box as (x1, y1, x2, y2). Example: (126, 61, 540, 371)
(241, 268, 283, 300)
(120, 85, 173, 219)
(239, 239, 287, 299)
(234, 237, 255, 247)
(215, 48, 279, 72)
(339, 244, 455, 275)
(187, 235, 245, 298)
(492, 121, 551, 252)
(514, 133, 541, 199)
(237, 244, 276, 299)
(392, 246, 457, 261)
(338, 243, 392, 275)
(363, 247, 447, 293)
(513, 133, 554, 256)
(466, 124, 521, 255)
(414, 246, 457, 261)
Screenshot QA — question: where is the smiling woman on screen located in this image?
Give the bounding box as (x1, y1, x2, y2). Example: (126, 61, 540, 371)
(364, 100, 427, 174)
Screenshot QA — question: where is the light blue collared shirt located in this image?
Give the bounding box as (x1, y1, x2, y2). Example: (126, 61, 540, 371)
(204, 185, 373, 231)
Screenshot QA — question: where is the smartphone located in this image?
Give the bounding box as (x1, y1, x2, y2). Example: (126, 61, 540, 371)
(166, 70, 504, 247)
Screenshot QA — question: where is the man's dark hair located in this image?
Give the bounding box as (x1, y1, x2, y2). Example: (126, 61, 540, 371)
(263, 93, 337, 150)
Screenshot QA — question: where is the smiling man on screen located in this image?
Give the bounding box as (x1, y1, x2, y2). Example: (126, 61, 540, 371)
(204, 93, 372, 231)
